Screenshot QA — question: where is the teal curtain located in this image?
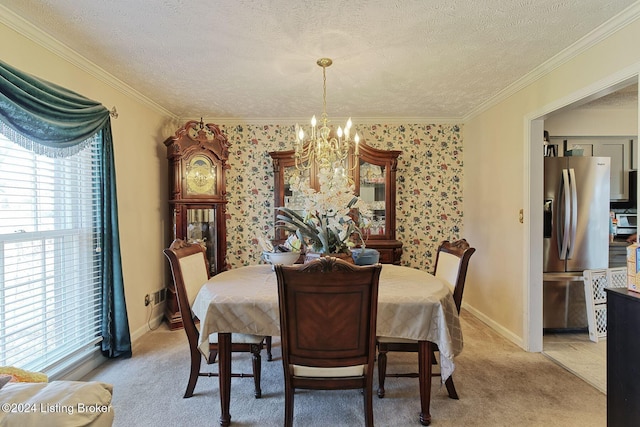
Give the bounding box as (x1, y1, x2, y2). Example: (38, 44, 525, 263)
(0, 59, 132, 358)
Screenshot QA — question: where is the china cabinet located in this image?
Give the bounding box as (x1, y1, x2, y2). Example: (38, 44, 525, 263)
(164, 119, 230, 330)
(269, 141, 402, 264)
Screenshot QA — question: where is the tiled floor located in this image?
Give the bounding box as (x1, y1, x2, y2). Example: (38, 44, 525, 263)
(542, 331, 606, 394)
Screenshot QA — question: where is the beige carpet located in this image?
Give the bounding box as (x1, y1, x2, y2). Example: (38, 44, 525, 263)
(82, 311, 606, 426)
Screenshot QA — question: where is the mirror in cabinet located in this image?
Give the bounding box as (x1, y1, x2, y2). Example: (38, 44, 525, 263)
(359, 161, 386, 234)
(164, 120, 230, 330)
(353, 143, 402, 264)
(269, 141, 402, 264)
(270, 148, 316, 244)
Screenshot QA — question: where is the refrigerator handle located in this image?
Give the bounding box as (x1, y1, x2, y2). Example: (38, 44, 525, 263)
(558, 168, 571, 260)
(567, 168, 578, 259)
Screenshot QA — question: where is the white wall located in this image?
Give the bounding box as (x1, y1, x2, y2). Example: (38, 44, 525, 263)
(545, 105, 638, 136)
(463, 14, 640, 348)
(0, 17, 178, 341)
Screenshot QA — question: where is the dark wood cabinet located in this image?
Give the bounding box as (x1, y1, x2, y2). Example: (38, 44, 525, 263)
(164, 120, 230, 330)
(269, 142, 402, 264)
(606, 287, 640, 426)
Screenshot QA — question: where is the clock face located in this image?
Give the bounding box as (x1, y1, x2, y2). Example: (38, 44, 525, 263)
(186, 155, 217, 196)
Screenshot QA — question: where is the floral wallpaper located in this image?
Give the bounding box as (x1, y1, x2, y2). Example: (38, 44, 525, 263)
(220, 123, 463, 272)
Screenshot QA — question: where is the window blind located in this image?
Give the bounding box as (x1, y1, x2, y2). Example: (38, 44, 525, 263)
(0, 131, 103, 373)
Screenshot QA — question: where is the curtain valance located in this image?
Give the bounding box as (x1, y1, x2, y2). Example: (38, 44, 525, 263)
(0, 59, 110, 156)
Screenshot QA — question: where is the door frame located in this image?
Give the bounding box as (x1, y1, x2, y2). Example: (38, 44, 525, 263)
(524, 69, 639, 352)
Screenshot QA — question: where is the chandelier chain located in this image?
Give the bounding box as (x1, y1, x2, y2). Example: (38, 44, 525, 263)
(322, 64, 327, 124)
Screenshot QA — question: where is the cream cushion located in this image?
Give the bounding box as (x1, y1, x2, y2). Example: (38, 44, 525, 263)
(0, 381, 114, 427)
(178, 252, 209, 306)
(434, 251, 461, 291)
(292, 364, 365, 378)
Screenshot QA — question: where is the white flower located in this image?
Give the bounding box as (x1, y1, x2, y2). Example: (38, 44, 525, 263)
(277, 164, 370, 254)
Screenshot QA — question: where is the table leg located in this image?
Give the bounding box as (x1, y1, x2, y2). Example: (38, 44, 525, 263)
(418, 340, 432, 426)
(218, 332, 232, 427)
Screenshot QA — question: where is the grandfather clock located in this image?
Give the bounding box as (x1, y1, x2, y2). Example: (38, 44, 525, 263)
(164, 119, 230, 330)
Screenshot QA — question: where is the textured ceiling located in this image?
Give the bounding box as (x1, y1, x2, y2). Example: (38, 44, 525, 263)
(1, 0, 638, 121)
(580, 83, 638, 109)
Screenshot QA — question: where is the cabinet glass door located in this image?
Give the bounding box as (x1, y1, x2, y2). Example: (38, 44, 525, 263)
(283, 165, 311, 210)
(359, 160, 386, 237)
(185, 208, 218, 276)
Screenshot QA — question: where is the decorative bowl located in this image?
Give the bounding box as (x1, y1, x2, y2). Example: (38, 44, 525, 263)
(350, 248, 380, 265)
(262, 251, 300, 266)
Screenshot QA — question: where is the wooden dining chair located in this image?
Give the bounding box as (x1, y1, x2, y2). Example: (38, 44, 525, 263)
(275, 257, 382, 427)
(377, 239, 475, 400)
(163, 239, 266, 399)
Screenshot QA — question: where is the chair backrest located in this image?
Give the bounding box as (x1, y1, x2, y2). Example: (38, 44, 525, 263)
(433, 239, 476, 313)
(163, 239, 210, 335)
(275, 257, 382, 374)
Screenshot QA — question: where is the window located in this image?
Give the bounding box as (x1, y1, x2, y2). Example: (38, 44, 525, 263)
(0, 130, 103, 373)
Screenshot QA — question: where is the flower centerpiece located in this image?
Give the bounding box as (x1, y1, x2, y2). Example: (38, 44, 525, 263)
(276, 165, 371, 256)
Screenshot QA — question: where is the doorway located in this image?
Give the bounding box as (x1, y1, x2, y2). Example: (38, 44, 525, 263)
(527, 77, 639, 392)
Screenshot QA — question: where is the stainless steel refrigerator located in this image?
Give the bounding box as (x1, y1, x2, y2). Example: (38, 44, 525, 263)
(543, 156, 610, 330)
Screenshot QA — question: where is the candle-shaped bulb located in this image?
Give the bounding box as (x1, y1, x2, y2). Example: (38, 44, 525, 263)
(346, 118, 352, 130)
(337, 126, 343, 139)
(311, 115, 317, 127)
(298, 128, 304, 141)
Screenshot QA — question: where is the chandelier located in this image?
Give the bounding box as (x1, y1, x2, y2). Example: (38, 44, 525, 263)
(294, 58, 359, 172)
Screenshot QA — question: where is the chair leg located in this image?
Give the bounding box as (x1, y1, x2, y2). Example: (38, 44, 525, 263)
(284, 383, 294, 427)
(377, 348, 388, 398)
(185, 345, 201, 398)
(444, 376, 459, 400)
(251, 344, 262, 398)
(364, 383, 374, 427)
(265, 336, 273, 361)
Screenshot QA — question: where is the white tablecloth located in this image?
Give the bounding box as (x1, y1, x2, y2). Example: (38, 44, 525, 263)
(192, 264, 462, 380)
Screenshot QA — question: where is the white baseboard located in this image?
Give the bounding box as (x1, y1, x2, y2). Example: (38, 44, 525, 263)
(462, 303, 525, 350)
(130, 310, 166, 344)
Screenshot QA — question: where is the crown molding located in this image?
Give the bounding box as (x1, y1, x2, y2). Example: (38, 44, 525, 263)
(192, 116, 463, 127)
(463, 2, 640, 122)
(0, 4, 177, 120)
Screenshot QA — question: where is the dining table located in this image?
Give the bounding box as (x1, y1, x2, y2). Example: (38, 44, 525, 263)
(191, 263, 463, 426)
